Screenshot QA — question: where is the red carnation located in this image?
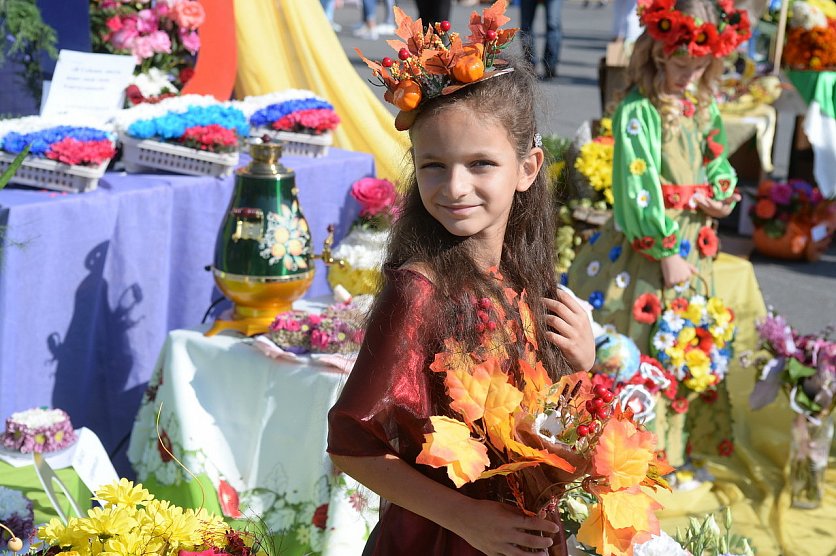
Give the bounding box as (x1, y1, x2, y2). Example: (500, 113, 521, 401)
(632, 292, 662, 324)
(312, 503, 329, 529)
(46, 138, 116, 167)
(670, 397, 690, 414)
(126, 84, 145, 106)
(697, 226, 719, 257)
(631, 235, 655, 252)
(717, 438, 734, 457)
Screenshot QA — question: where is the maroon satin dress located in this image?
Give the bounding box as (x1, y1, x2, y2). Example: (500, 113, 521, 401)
(327, 267, 509, 555)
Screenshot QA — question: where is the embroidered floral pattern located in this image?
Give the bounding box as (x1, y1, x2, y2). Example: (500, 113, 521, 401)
(588, 290, 605, 309)
(586, 260, 601, 277)
(615, 272, 631, 288)
(631, 236, 655, 252)
(636, 189, 651, 208)
(662, 234, 678, 250)
(679, 239, 691, 258)
(697, 226, 719, 257)
(626, 118, 642, 135)
(608, 246, 622, 262)
(630, 159, 648, 176)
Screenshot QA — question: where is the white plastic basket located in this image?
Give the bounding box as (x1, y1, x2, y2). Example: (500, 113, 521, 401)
(120, 134, 240, 177)
(0, 152, 108, 193)
(253, 128, 332, 158)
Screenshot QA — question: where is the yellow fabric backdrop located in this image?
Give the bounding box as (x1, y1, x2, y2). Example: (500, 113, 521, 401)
(653, 253, 835, 556)
(232, 0, 409, 181)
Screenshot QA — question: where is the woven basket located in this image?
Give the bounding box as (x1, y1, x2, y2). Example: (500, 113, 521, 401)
(253, 129, 332, 158)
(0, 153, 108, 193)
(120, 134, 239, 177)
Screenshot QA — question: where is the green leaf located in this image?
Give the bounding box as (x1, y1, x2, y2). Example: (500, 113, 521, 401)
(0, 144, 31, 190)
(793, 386, 823, 413)
(786, 358, 816, 383)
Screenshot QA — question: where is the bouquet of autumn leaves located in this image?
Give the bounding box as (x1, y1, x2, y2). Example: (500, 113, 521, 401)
(416, 293, 672, 556)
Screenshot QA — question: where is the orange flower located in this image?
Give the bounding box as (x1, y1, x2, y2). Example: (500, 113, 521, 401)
(755, 198, 776, 219)
(670, 297, 689, 313)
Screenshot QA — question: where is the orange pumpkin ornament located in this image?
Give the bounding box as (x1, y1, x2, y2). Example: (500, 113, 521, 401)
(393, 80, 422, 111)
(452, 55, 485, 83)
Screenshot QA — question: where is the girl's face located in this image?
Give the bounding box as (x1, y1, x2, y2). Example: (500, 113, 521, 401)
(662, 53, 711, 94)
(412, 106, 543, 264)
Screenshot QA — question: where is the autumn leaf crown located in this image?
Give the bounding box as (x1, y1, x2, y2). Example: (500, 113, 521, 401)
(356, 0, 519, 130)
(637, 0, 751, 58)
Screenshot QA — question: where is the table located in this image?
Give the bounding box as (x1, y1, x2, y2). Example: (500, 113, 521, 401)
(0, 148, 373, 475)
(127, 325, 378, 555)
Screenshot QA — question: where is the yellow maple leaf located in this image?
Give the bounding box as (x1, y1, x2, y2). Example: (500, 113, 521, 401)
(429, 338, 474, 375)
(519, 358, 551, 412)
(478, 460, 541, 479)
(592, 418, 655, 490)
(518, 292, 539, 349)
(481, 359, 524, 438)
(576, 503, 636, 556)
(444, 358, 492, 424)
(416, 416, 490, 488)
(598, 486, 662, 533)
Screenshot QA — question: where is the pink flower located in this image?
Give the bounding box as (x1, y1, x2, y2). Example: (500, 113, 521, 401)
(769, 182, 793, 205)
(179, 28, 201, 55)
(146, 30, 172, 54)
(111, 16, 139, 50)
(131, 36, 156, 61)
(351, 177, 397, 217)
(45, 138, 116, 166)
(154, 2, 171, 17)
(136, 9, 158, 34)
(105, 16, 123, 33)
(173, 0, 206, 30)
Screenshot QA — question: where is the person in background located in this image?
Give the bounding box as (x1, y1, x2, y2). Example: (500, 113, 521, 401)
(354, 0, 397, 39)
(415, 0, 452, 24)
(519, 0, 563, 80)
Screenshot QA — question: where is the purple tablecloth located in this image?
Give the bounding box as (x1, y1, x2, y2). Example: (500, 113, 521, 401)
(0, 148, 373, 474)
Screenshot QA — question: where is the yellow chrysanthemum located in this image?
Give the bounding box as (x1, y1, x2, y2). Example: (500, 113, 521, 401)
(678, 327, 697, 347)
(600, 117, 613, 136)
(548, 160, 566, 184)
(685, 350, 711, 374)
(684, 303, 704, 324)
(629, 158, 647, 176)
(95, 478, 153, 508)
(103, 530, 158, 556)
(76, 506, 136, 538)
(685, 373, 714, 392)
(667, 346, 686, 367)
(603, 188, 614, 205)
(38, 518, 77, 548)
(139, 500, 202, 548)
(574, 141, 614, 198)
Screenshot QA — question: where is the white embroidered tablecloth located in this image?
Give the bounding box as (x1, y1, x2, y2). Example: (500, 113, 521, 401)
(128, 325, 378, 555)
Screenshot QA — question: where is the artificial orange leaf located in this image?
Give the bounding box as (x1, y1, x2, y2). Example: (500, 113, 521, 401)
(518, 291, 538, 349)
(496, 28, 518, 47)
(479, 460, 540, 479)
(501, 434, 575, 472)
(430, 338, 474, 374)
(599, 486, 662, 533)
(576, 504, 636, 556)
(519, 358, 551, 412)
(641, 460, 674, 491)
(481, 359, 524, 435)
(444, 358, 492, 423)
(481, 0, 511, 28)
(592, 419, 654, 490)
(416, 416, 489, 487)
(386, 39, 409, 53)
(422, 49, 455, 75)
(393, 6, 423, 43)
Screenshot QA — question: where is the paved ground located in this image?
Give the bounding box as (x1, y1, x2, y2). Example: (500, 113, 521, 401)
(331, 0, 835, 335)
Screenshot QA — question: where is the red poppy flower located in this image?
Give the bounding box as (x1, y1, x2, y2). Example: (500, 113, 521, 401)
(717, 438, 734, 457)
(662, 234, 678, 249)
(697, 226, 719, 257)
(631, 235, 656, 252)
(632, 292, 662, 324)
(665, 191, 682, 208)
(700, 389, 719, 404)
(670, 397, 690, 413)
(695, 327, 714, 352)
(689, 22, 719, 57)
(670, 297, 689, 313)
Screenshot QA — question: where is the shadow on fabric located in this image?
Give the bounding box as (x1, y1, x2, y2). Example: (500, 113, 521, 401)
(47, 241, 146, 477)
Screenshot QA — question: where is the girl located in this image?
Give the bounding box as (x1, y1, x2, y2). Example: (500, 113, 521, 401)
(328, 34, 596, 556)
(567, 0, 761, 461)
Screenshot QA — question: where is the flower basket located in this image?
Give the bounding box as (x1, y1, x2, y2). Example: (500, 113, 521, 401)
(254, 128, 332, 158)
(120, 133, 239, 177)
(752, 221, 811, 260)
(0, 152, 108, 193)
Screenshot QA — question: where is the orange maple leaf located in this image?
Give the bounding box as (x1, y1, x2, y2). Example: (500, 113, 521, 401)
(576, 503, 636, 556)
(478, 460, 541, 479)
(444, 357, 493, 424)
(393, 6, 424, 43)
(416, 416, 490, 487)
(519, 358, 551, 412)
(430, 338, 474, 374)
(598, 486, 662, 534)
(518, 291, 539, 350)
(592, 419, 655, 490)
(468, 1, 511, 42)
(481, 359, 524, 437)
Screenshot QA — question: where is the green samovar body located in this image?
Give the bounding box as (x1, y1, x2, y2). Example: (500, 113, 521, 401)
(208, 142, 314, 336)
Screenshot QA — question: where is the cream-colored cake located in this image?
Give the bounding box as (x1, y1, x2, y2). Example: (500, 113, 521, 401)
(327, 228, 389, 296)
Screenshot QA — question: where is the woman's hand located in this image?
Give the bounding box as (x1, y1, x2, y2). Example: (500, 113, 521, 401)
(451, 498, 559, 556)
(660, 254, 696, 288)
(542, 290, 596, 372)
(694, 192, 741, 218)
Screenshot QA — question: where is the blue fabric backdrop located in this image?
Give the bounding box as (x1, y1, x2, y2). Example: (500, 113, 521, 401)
(0, 149, 372, 475)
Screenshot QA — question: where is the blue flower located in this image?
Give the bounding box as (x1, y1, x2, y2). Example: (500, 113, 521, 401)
(589, 231, 601, 245)
(560, 273, 568, 286)
(588, 290, 605, 309)
(250, 98, 335, 128)
(679, 239, 691, 258)
(608, 245, 622, 262)
(1, 126, 110, 157)
(127, 105, 249, 141)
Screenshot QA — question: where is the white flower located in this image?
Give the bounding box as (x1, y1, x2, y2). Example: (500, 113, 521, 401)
(586, 260, 601, 277)
(633, 531, 689, 556)
(672, 364, 687, 381)
(131, 67, 178, 98)
(615, 271, 631, 288)
(638, 361, 671, 389)
(662, 310, 685, 332)
(626, 118, 642, 135)
(690, 294, 707, 306)
(636, 189, 651, 208)
(618, 384, 657, 424)
(534, 412, 565, 444)
(711, 348, 729, 378)
(673, 283, 688, 294)
(652, 331, 676, 352)
(792, 1, 827, 30)
(562, 495, 589, 523)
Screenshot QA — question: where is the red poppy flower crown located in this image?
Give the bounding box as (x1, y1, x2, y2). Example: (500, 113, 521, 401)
(638, 0, 751, 58)
(356, 1, 518, 131)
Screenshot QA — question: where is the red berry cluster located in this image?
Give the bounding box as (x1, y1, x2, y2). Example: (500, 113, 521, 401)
(474, 297, 498, 334)
(576, 384, 615, 437)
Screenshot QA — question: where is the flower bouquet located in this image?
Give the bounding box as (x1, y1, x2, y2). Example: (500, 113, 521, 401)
(116, 95, 248, 177)
(782, 0, 836, 71)
(747, 311, 835, 508)
(328, 177, 399, 296)
(573, 118, 615, 207)
(416, 292, 671, 556)
(0, 116, 116, 193)
(749, 179, 834, 261)
(90, 0, 205, 95)
(238, 91, 340, 158)
(14, 478, 271, 555)
(645, 283, 736, 465)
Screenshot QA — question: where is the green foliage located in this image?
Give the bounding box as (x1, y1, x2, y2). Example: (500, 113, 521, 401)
(676, 507, 756, 556)
(0, 0, 58, 102)
(0, 143, 30, 190)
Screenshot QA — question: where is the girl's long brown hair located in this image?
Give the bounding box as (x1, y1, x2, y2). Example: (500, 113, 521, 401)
(371, 58, 571, 385)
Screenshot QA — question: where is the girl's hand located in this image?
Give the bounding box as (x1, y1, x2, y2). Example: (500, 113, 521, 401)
(542, 291, 596, 372)
(452, 499, 559, 556)
(660, 254, 696, 288)
(693, 192, 741, 218)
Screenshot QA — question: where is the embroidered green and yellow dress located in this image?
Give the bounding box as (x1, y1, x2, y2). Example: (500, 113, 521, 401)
(567, 89, 767, 462)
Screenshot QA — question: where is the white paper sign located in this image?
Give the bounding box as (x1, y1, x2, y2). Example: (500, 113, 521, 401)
(41, 50, 136, 122)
